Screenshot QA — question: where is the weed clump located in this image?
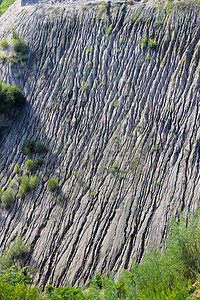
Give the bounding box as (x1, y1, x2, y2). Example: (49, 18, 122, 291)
(21, 138, 48, 155)
(47, 178, 58, 192)
(0, 82, 26, 112)
(18, 175, 38, 198)
(9, 237, 28, 259)
(1, 188, 14, 209)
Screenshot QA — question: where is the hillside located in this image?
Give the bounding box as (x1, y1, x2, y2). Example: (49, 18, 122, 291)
(0, 0, 200, 289)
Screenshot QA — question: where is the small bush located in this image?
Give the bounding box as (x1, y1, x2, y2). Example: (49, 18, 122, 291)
(105, 25, 112, 36)
(9, 237, 28, 259)
(149, 39, 157, 49)
(0, 82, 26, 112)
(47, 178, 58, 192)
(11, 38, 28, 55)
(109, 162, 118, 175)
(114, 99, 119, 108)
(1, 188, 14, 208)
(34, 141, 49, 153)
(25, 160, 35, 172)
(21, 138, 48, 155)
(81, 82, 89, 92)
(0, 39, 8, 50)
(141, 35, 148, 48)
(34, 156, 44, 167)
(11, 28, 19, 40)
(14, 164, 20, 174)
(18, 175, 38, 198)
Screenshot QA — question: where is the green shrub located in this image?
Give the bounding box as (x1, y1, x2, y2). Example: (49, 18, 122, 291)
(0, 39, 8, 50)
(109, 162, 118, 175)
(81, 82, 89, 92)
(47, 178, 58, 192)
(1, 188, 14, 209)
(141, 35, 148, 48)
(21, 138, 48, 155)
(0, 0, 16, 17)
(25, 160, 35, 172)
(34, 141, 49, 153)
(105, 25, 112, 36)
(114, 99, 119, 108)
(9, 237, 28, 259)
(34, 157, 44, 167)
(18, 175, 38, 198)
(0, 82, 26, 112)
(149, 39, 157, 49)
(0, 250, 12, 276)
(14, 164, 20, 174)
(11, 38, 28, 55)
(11, 28, 19, 40)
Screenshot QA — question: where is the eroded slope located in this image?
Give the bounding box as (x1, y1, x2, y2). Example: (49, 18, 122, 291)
(0, 0, 200, 288)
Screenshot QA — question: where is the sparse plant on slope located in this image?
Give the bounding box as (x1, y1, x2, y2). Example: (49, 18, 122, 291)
(9, 237, 28, 259)
(21, 138, 48, 155)
(0, 82, 26, 112)
(18, 175, 38, 198)
(47, 178, 58, 192)
(141, 35, 148, 48)
(0, 39, 8, 50)
(1, 188, 14, 209)
(11, 28, 28, 56)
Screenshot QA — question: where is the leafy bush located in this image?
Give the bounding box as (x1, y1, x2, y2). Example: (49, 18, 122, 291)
(81, 82, 89, 92)
(25, 160, 35, 172)
(1, 188, 14, 209)
(9, 237, 28, 259)
(21, 138, 48, 155)
(0, 82, 26, 112)
(141, 35, 148, 48)
(0, 0, 16, 17)
(0, 39, 8, 50)
(11, 28, 19, 40)
(11, 39, 28, 55)
(0, 251, 12, 277)
(18, 175, 38, 198)
(105, 25, 112, 36)
(13, 164, 20, 174)
(34, 141, 49, 153)
(34, 157, 44, 167)
(149, 39, 157, 49)
(47, 179, 58, 192)
(109, 162, 118, 175)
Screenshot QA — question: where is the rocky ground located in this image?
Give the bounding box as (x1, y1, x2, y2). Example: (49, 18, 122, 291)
(0, 0, 200, 289)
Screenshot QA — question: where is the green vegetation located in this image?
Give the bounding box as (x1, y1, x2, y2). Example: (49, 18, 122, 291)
(0, 39, 8, 50)
(81, 82, 89, 92)
(1, 188, 14, 209)
(0, 0, 15, 17)
(109, 162, 118, 175)
(18, 175, 38, 198)
(152, 144, 159, 152)
(47, 178, 58, 192)
(9, 237, 28, 259)
(0, 82, 26, 112)
(149, 39, 157, 49)
(34, 157, 44, 167)
(21, 138, 48, 155)
(141, 35, 148, 48)
(125, 90, 129, 97)
(105, 25, 112, 36)
(114, 99, 119, 108)
(25, 160, 35, 172)
(0, 210, 200, 298)
(13, 164, 20, 174)
(11, 28, 28, 56)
